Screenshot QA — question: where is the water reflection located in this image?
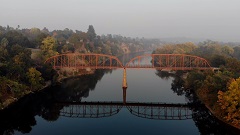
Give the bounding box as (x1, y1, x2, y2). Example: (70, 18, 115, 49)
(161, 70, 240, 135)
(0, 88, 192, 135)
(54, 70, 113, 102)
(56, 101, 192, 120)
(156, 70, 186, 96)
(0, 70, 239, 135)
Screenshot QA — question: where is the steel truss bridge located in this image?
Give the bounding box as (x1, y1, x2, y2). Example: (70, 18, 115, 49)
(45, 53, 214, 70)
(55, 101, 192, 120)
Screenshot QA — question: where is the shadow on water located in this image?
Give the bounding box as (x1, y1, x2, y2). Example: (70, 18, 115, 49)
(0, 69, 240, 135)
(0, 69, 111, 134)
(156, 70, 240, 135)
(54, 69, 113, 102)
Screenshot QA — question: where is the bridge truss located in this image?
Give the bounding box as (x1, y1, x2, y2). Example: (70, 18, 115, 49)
(45, 53, 213, 70)
(45, 53, 123, 69)
(126, 54, 212, 70)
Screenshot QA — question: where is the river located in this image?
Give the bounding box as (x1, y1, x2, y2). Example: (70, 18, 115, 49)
(0, 53, 239, 135)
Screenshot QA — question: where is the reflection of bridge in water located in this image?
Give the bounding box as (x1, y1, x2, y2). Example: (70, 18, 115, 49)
(54, 88, 193, 120)
(56, 101, 192, 120)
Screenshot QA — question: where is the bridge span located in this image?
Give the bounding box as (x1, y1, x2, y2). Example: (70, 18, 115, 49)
(45, 53, 217, 90)
(54, 101, 192, 120)
(45, 53, 214, 71)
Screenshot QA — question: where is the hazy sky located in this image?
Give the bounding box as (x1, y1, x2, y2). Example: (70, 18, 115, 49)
(1, 0, 240, 42)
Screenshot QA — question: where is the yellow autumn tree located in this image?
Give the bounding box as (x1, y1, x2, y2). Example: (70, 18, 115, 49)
(26, 67, 44, 91)
(218, 78, 240, 126)
(40, 36, 59, 62)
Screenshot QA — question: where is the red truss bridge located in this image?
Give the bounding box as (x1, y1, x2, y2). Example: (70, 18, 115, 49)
(125, 54, 213, 70)
(45, 53, 124, 69)
(45, 53, 215, 71)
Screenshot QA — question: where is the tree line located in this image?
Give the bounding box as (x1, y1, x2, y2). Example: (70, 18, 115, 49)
(153, 40, 240, 127)
(0, 25, 160, 109)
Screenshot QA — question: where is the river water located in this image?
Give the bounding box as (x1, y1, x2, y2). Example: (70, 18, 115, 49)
(0, 53, 239, 135)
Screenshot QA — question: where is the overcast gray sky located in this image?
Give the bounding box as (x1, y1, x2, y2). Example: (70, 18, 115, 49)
(1, 0, 240, 42)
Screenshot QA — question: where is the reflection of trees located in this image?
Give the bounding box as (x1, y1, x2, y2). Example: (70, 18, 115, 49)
(40, 102, 61, 122)
(155, 70, 173, 80)
(155, 70, 240, 135)
(0, 69, 110, 134)
(53, 69, 111, 102)
(191, 105, 240, 135)
(156, 70, 186, 96)
(185, 87, 240, 134)
(0, 93, 43, 135)
(171, 76, 185, 96)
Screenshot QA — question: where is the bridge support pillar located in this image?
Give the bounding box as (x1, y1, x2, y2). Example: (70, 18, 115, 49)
(123, 87, 127, 104)
(122, 68, 128, 88)
(122, 68, 127, 104)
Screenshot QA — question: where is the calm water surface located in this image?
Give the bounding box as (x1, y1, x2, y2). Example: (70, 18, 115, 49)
(23, 70, 199, 135)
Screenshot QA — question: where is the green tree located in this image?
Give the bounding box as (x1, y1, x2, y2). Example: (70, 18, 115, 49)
(30, 27, 41, 36)
(221, 46, 234, 56)
(1, 37, 9, 47)
(26, 67, 44, 90)
(210, 55, 227, 67)
(68, 33, 83, 52)
(32, 32, 48, 48)
(233, 46, 240, 60)
(225, 57, 240, 77)
(40, 36, 59, 61)
(218, 78, 240, 126)
(12, 51, 32, 68)
(4, 30, 32, 48)
(87, 25, 96, 41)
(0, 38, 9, 62)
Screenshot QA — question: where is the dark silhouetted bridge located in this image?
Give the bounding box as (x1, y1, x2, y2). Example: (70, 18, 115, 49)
(55, 101, 192, 120)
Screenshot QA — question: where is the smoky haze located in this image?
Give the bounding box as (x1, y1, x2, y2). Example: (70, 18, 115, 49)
(1, 0, 240, 42)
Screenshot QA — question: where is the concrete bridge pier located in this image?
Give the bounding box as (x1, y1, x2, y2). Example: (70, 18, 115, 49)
(122, 68, 128, 88)
(122, 68, 127, 104)
(123, 87, 127, 104)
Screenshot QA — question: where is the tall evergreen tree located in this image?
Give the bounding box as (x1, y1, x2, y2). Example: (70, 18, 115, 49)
(87, 25, 96, 41)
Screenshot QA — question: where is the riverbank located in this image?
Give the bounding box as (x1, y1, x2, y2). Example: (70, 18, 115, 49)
(0, 80, 52, 110)
(180, 70, 240, 131)
(57, 68, 95, 82)
(196, 90, 240, 130)
(0, 68, 95, 110)
(205, 104, 240, 130)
